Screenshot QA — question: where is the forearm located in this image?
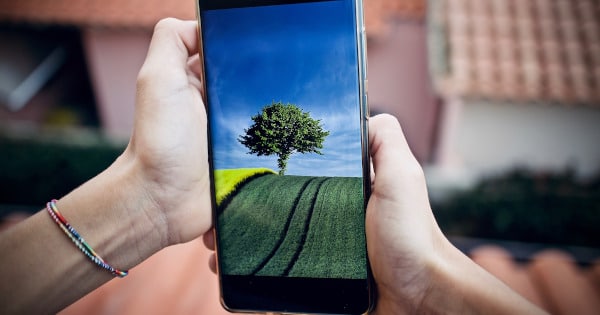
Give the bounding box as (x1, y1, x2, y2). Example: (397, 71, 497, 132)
(370, 238, 547, 315)
(417, 241, 547, 315)
(0, 18, 211, 315)
(0, 153, 164, 314)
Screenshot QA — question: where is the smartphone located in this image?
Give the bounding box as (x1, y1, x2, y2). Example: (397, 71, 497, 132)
(197, 0, 371, 313)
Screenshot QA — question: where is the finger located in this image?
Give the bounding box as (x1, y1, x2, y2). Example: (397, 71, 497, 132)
(202, 228, 215, 250)
(369, 114, 418, 174)
(368, 114, 425, 197)
(187, 53, 203, 78)
(187, 54, 204, 91)
(135, 18, 204, 120)
(208, 253, 217, 274)
(370, 160, 375, 187)
(143, 18, 199, 73)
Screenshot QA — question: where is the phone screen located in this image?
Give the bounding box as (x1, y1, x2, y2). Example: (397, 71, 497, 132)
(198, 0, 370, 313)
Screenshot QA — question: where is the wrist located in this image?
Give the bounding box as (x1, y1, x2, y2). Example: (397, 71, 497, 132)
(57, 151, 168, 270)
(369, 231, 487, 315)
(416, 243, 474, 314)
(124, 139, 213, 246)
(413, 239, 547, 315)
(369, 230, 453, 315)
(0, 150, 170, 314)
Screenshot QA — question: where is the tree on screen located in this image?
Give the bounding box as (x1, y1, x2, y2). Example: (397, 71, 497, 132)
(239, 101, 329, 175)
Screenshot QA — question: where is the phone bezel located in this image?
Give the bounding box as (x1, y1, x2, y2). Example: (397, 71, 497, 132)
(196, 0, 372, 313)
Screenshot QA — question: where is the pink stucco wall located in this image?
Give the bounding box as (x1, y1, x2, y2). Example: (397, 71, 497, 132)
(83, 29, 151, 138)
(367, 20, 438, 162)
(83, 21, 439, 162)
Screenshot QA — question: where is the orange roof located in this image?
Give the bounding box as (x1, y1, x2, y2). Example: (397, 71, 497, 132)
(430, 0, 600, 105)
(364, 0, 425, 35)
(1, 214, 599, 314)
(0, 0, 425, 34)
(470, 246, 600, 314)
(58, 236, 598, 315)
(0, 0, 196, 29)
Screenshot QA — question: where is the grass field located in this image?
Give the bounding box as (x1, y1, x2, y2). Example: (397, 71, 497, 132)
(216, 173, 367, 279)
(213, 168, 276, 206)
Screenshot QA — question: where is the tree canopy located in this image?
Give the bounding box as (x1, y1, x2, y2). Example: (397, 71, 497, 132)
(238, 102, 329, 175)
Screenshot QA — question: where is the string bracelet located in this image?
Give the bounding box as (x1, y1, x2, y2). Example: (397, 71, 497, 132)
(46, 199, 128, 278)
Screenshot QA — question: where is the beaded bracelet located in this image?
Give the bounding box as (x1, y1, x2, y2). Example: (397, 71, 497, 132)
(46, 199, 128, 278)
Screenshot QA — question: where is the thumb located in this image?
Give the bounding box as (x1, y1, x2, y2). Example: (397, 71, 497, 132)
(368, 114, 423, 199)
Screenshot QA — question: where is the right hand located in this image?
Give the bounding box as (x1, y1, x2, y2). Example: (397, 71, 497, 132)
(366, 114, 450, 314)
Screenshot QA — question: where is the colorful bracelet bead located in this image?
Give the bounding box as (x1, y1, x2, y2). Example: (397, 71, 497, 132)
(46, 199, 128, 278)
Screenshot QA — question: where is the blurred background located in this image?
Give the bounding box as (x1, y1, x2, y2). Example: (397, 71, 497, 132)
(0, 0, 599, 258)
(1, 1, 599, 313)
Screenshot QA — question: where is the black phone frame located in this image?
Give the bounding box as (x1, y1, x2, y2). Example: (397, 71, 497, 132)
(197, 0, 373, 313)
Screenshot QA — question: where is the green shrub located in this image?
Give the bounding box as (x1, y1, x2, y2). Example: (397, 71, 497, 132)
(0, 134, 123, 213)
(433, 169, 600, 247)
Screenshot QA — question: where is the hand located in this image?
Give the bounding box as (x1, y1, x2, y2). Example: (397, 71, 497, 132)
(366, 114, 547, 314)
(366, 114, 448, 313)
(202, 113, 448, 298)
(0, 19, 214, 314)
(124, 18, 212, 245)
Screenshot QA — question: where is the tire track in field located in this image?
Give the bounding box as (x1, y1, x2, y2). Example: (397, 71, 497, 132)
(282, 178, 330, 276)
(250, 177, 320, 275)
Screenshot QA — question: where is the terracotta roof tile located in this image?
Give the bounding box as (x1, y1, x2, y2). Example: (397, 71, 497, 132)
(430, 0, 600, 105)
(0, 0, 196, 29)
(528, 250, 600, 315)
(470, 246, 600, 314)
(55, 239, 598, 315)
(470, 246, 549, 309)
(2, 216, 599, 314)
(364, 0, 426, 35)
(591, 262, 600, 294)
(58, 238, 233, 315)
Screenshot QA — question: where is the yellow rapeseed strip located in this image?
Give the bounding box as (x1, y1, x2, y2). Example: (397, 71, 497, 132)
(214, 168, 276, 205)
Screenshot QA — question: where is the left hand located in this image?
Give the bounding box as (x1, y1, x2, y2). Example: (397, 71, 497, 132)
(124, 18, 212, 245)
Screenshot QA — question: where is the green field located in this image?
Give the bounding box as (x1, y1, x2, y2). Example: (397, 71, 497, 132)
(217, 173, 367, 279)
(213, 168, 276, 205)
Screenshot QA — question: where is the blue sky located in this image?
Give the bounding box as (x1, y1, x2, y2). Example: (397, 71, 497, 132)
(202, 0, 364, 177)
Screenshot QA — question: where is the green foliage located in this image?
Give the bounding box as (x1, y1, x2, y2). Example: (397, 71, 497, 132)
(433, 169, 600, 247)
(0, 135, 122, 213)
(218, 175, 366, 279)
(238, 102, 329, 175)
